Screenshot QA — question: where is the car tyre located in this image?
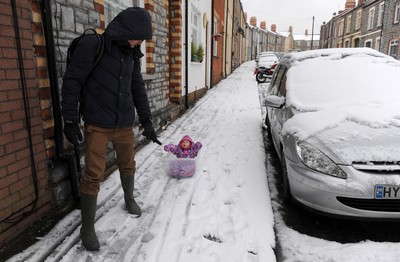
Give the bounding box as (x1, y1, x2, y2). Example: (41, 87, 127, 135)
(281, 150, 292, 202)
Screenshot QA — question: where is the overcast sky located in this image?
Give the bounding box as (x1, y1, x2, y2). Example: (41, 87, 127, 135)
(241, 0, 346, 35)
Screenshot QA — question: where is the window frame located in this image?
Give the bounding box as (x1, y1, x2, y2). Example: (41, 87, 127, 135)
(213, 15, 218, 57)
(367, 7, 375, 30)
(356, 10, 362, 30)
(395, 1, 400, 24)
(346, 15, 351, 34)
(389, 39, 398, 59)
(377, 2, 384, 27)
(191, 6, 201, 49)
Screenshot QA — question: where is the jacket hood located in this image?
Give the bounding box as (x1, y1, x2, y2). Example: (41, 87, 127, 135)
(180, 135, 193, 147)
(105, 7, 152, 42)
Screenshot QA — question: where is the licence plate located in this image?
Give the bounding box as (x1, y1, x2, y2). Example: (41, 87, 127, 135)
(375, 185, 400, 199)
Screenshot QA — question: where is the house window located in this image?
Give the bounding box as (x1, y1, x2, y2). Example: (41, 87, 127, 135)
(191, 5, 202, 62)
(346, 15, 351, 33)
(213, 16, 218, 57)
(389, 40, 398, 59)
(191, 7, 201, 48)
(395, 2, 400, 23)
(368, 7, 375, 30)
(338, 20, 344, 36)
(377, 2, 384, 26)
(375, 37, 380, 51)
(356, 10, 362, 30)
(365, 40, 372, 48)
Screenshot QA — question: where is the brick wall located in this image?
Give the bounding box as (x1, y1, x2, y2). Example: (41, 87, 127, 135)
(0, 0, 52, 248)
(212, 1, 225, 86)
(168, 0, 184, 104)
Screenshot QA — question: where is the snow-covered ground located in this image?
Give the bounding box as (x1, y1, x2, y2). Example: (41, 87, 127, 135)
(7, 60, 400, 262)
(7, 61, 275, 262)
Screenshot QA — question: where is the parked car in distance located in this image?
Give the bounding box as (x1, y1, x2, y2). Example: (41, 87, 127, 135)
(257, 54, 278, 68)
(264, 48, 400, 220)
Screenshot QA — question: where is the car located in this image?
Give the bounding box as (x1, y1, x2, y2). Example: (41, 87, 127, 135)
(264, 48, 400, 220)
(257, 54, 278, 67)
(255, 54, 279, 77)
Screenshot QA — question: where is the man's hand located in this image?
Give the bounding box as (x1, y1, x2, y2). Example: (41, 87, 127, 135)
(142, 121, 162, 145)
(63, 122, 83, 146)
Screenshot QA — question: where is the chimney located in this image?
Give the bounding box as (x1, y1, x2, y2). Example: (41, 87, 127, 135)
(244, 12, 247, 21)
(250, 16, 257, 27)
(271, 24, 276, 32)
(289, 26, 293, 34)
(305, 29, 308, 36)
(345, 0, 356, 10)
(260, 21, 266, 30)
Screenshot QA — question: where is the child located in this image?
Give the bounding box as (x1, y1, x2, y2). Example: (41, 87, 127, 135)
(164, 135, 202, 158)
(164, 135, 202, 178)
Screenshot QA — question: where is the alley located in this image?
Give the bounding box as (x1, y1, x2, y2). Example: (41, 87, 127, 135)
(7, 61, 276, 262)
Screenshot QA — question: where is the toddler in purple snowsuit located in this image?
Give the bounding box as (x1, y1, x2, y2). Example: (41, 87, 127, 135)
(164, 135, 202, 178)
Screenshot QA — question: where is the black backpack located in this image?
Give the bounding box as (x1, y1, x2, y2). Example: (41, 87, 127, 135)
(66, 28, 105, 71)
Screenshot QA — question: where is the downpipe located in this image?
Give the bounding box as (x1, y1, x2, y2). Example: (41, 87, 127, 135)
(41, 0, 81, 203)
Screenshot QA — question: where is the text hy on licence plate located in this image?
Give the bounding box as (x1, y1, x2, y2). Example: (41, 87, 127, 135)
(375, 185, 400, 199)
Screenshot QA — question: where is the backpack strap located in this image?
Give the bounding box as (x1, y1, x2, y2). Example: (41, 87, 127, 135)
(92, 32, 105, 69)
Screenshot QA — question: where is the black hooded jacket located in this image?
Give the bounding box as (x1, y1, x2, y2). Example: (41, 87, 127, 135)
(62, 7, 153, 128)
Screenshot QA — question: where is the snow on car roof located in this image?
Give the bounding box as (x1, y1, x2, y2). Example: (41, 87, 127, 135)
(285, 48, 400, 112)
(281, 48, 400, 146)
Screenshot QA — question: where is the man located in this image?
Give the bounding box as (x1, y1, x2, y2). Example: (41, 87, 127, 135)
(61, 7, 160, 251)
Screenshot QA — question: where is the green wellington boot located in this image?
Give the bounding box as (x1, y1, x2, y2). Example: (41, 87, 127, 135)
(80, 194, 100, 251)
(120, 175, 142, 216)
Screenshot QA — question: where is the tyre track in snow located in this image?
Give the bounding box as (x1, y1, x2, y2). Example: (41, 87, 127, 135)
(138, 69, 264, 261)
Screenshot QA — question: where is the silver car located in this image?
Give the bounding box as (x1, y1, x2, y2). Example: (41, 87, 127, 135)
(264, 48, 400, 220)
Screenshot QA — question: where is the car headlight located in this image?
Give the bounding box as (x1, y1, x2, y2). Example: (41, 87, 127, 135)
(296, 142, 347, 179)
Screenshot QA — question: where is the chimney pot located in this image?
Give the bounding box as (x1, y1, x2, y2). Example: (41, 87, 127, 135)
(250, 16, 257, 27)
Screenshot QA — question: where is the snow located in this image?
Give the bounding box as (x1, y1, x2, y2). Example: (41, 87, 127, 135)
(7, 61, 274, 262)
(280, 48, 400, 163)
(7, 58, 400, 262)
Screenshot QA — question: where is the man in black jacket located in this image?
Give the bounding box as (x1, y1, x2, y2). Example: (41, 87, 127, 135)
(61, 7, 160, 251)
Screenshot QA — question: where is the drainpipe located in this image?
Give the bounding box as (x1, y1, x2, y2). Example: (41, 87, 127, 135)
(379, 0, 387, 53)
(41, 0, 63, 157)
(41, 0, 81, 201)
(224, 2, 228, 77)
(210, 0, 214, 88)
(184, 0, 189, 109)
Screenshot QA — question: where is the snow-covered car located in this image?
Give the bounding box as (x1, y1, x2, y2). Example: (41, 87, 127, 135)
(264, 48, 400, 220)
(256, 53, 278, 69)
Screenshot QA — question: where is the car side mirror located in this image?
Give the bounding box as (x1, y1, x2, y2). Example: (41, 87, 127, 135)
(265, 95, 285, 108)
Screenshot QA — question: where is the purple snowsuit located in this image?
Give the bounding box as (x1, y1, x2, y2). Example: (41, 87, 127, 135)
(164, 135, 202, 178)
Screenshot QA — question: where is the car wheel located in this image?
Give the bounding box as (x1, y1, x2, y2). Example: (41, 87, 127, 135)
(281, 149, 292, 202)
(256, 72, 267, 83)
